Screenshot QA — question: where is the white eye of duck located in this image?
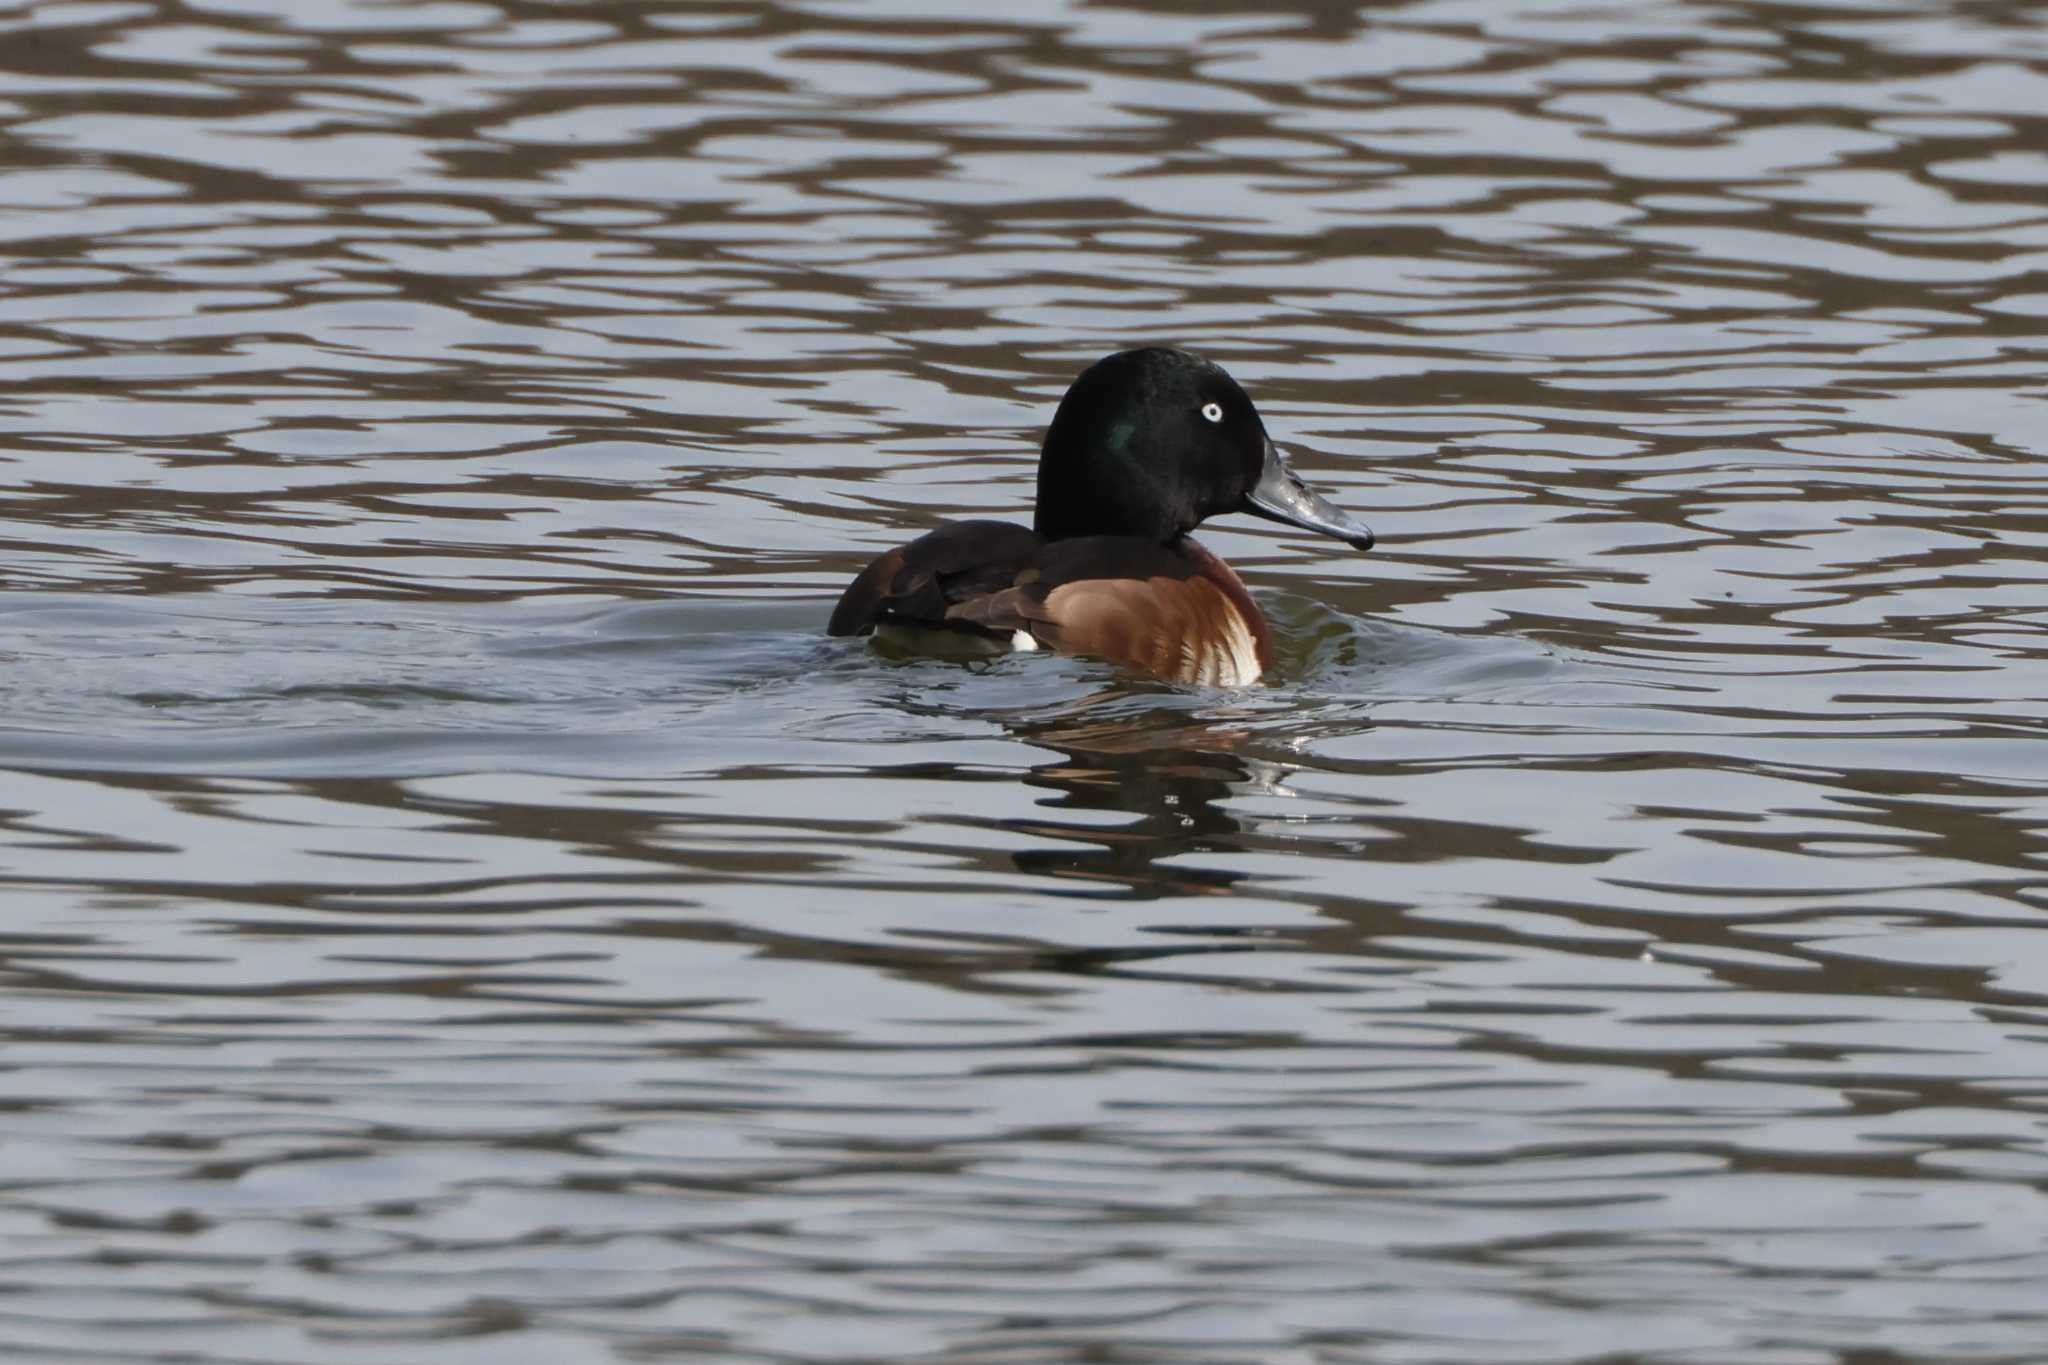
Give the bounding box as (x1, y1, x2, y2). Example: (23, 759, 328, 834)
(1200, 401, 1224, 423)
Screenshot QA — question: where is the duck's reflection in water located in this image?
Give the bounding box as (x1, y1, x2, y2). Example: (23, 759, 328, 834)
(992, 688, 1304, 901)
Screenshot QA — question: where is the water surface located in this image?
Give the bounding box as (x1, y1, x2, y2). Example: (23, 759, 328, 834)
(2, 0, 2047, 1361)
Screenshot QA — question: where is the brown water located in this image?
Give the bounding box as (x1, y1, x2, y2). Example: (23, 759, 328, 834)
(1, 1, 2046, 1361)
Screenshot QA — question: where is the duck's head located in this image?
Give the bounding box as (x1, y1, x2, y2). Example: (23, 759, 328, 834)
(1031, 347, 1375, 552)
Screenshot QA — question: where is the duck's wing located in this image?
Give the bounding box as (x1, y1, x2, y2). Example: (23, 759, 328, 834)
(942, 536, 1274, 686)
(827, 520, 1045, 636)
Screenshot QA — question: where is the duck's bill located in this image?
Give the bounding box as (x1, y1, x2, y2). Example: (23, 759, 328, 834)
(1242, 439, 1374, 550)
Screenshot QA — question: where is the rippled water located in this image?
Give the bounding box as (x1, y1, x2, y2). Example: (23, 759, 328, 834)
(2, 0, 2047, 1360)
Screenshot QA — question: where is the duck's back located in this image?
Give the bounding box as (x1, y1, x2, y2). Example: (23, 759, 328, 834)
(827, 520, 1043, 639)
(829, 524, 1273, 686)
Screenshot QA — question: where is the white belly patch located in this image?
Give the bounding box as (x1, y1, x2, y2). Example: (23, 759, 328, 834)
(1183, 609, 1261, 687)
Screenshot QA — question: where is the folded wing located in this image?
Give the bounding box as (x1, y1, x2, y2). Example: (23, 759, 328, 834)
(827, 520, 1045, 636)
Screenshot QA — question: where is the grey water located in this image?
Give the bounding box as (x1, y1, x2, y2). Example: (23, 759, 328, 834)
(0, 0, 2046, 1361)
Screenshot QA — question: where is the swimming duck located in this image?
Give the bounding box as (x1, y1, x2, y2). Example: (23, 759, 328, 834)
(828, 347, 1374, 686)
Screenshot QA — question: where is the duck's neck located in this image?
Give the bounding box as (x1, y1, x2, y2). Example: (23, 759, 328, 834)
(1032, 445, 1198, 543)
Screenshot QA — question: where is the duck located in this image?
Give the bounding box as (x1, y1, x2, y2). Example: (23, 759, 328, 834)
(828, 347, 1374, 686)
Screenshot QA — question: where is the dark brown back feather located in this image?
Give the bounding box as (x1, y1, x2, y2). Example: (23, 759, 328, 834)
(827, 520, 1044, 636)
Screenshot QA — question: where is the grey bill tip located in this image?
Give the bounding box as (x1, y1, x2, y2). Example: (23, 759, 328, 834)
(1243, 440, 1374, 551)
